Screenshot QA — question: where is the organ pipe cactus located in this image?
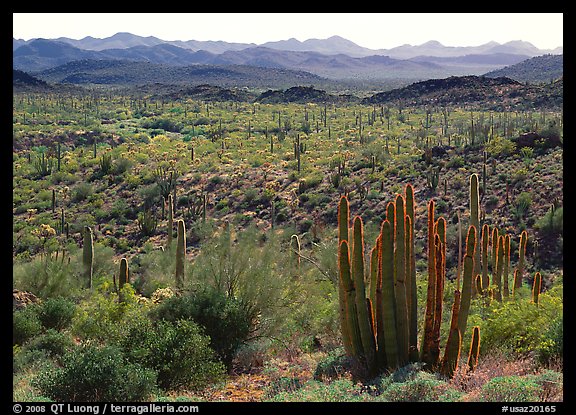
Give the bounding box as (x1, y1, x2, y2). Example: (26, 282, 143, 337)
(467, 326, 481, 372)
(515, 231, 528, 289)
(458, 225, 476, 338)
(532, 272, 542, 304)
(440, 290, 461, 378)
(469, 173, 481, 279)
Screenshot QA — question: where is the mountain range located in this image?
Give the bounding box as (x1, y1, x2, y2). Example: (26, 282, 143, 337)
(12, 33, 563, 88)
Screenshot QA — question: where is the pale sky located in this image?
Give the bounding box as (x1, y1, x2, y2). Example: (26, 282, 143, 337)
(13, 13, 563, 50)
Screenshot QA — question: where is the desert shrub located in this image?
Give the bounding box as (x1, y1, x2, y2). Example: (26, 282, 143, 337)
(265, 378, 367, 402)
(535, 206, 563, 237)
(13, 307, 42, 345)
(36, 297, 76, 331)
(478, 292, 563, 359)
(150, 288, 251, 371)
(32, 343, 158, 402)
(188, 226, 302, 341)
(479, 375, 540, 402)
(378, 370, 463, 402)
(313, 348, 352, 381)
(485, 136, 516, 158)
(25, 329, 75, 360)
(71, 182, 93, 202)
(536, 316, 563, 366)
(13, 252, 82, 299)
(71, 282, 149, 342)
(116, 318, 226, 391)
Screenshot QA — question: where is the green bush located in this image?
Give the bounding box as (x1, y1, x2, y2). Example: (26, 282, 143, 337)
(36, 297, 76, 331)
(313, 348, 351, 381)
(265, 378, 367, 402)
(480, 375, 540, 402)
(378, 370, 463, 402)
(25, 329, 75, 359)
(478, 292, 563, 359)
(536, 316, 563, 365)
(32, 343, 157, 402)
(116, 318, 226, 391)
(13, 307, 42, 345)
(150, 288, 251, 371)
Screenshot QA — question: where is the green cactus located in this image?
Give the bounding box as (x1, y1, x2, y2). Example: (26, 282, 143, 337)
(493, 235, 505, 302)
(458, 225, 476, 338)
(421, 199, 437, 368)
(481, 224, 490, 294)
(469, 173, 481, 279)
(379, 219, 398, 370)
(339, 239, 361, 358)
(405, 184, 419, 362)
(351, 216, 377, 375)
(118, 257, 129, 291)
(82, 226, 94, 290)
(532, 272, 542, 304)
(175, 219, 186, 290)
(503, 235, 511, 298)
(440, 290, 461, 378)
(467, 326, 481, 372)
(394, 194, 409, 366)
(515, 231, 528, 289)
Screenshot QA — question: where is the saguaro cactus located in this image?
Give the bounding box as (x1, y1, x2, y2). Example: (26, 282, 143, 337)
(118, 257, 129, 291)
(175, 219, 186, 290)
(82, 226, 94, 289)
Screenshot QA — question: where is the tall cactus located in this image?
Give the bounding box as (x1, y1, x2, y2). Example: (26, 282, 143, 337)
(405, 184, 419, 362)
(394, 194, 409, 366)
(175, 219, 186, 290)
(532, 272, 542, 304)
(515, 231, 528, 289)
(82, 226, 94, 289)
(467, 326, 481, 372)
(379, 219, 398, 369)
(118, 257, 129, 291)
(469, 173, 481, 279)
(421, 199, 437, 368)
(481, 224, 490, 293)
(503, 234, 511, 298)
(351, 217, 377, 375)
(458, 225, 476, 338)
(441, 290, 461, 378)
(337, 197, 354, 356)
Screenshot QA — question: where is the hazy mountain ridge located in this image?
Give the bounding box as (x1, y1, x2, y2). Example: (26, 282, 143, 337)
(484, 54, 563, 83)
(14, 32, 561, 58)
(14, 35, 562, 83)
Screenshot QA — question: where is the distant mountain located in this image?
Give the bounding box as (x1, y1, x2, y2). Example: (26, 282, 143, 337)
(363, 75, 563, 111)
(13, 69, 50, 90)
(35, 59, 328, 89)
(13, 34, 563, 85)
(484, 54, 563, 83)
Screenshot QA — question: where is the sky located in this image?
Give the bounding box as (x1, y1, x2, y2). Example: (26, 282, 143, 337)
(13, 13, 563, 50)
